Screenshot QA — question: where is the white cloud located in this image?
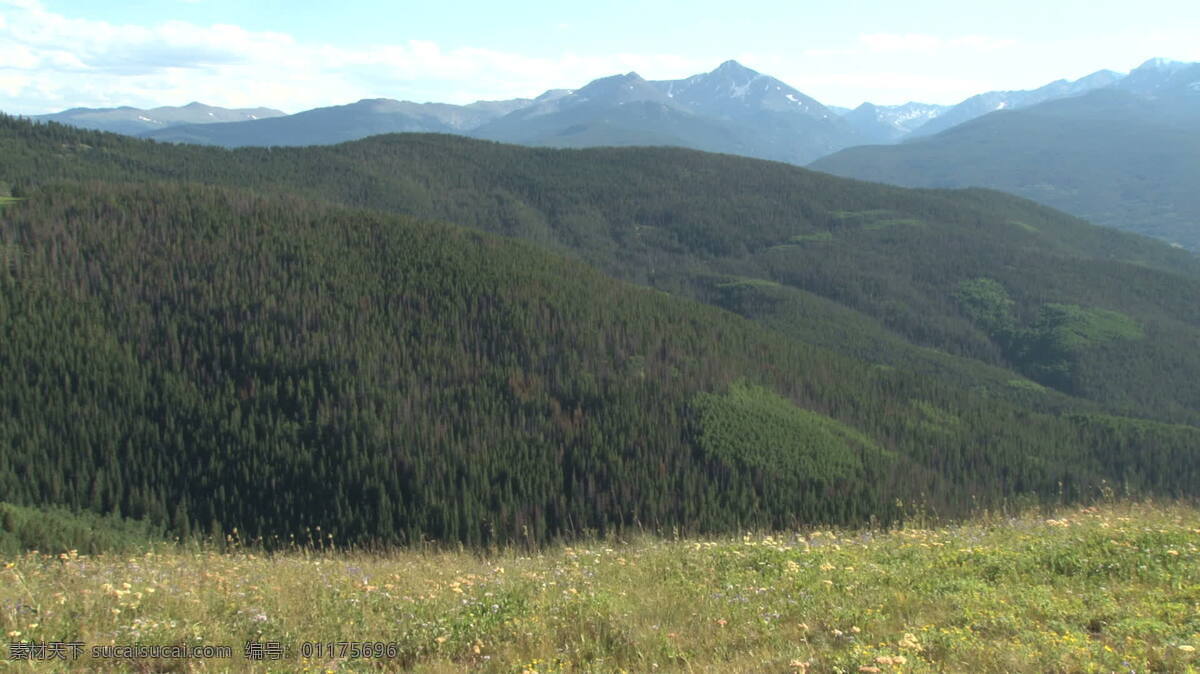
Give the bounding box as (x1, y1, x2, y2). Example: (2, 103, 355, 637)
(0, 2, 709, 114)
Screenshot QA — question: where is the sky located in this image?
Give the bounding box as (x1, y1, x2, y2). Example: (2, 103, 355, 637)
(2, 0, 1199, 115)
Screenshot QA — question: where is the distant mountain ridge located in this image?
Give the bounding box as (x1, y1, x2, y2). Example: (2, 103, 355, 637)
(810, 58, 1200, 249)
(140, 96, 533, 147)
(128, 61, 864, 164)
(470, 61, 861, 164)
(909, 69, 1124, 138)
(28, 58, 1178, 157)
(841, 102, 950, 143)
(33, 101, 285, 135)
(651, 60, 834, 120)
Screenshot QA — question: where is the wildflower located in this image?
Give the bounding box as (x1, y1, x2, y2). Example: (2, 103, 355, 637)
(1180, 645, 1196, 652)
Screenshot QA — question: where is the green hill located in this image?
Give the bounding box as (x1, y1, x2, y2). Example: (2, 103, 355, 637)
(2, 116, 1200, 546)
(5, 116, 1198, 422)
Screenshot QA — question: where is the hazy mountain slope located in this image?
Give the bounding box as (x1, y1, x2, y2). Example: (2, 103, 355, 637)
(1116, 57, 1200, 96)
(810, 65, 1200, 249)
(651, 60, 836, 121)
(141, 96, 539, 147)
(32, 102, 285, 135)
(908, 69, 1123, 137)
(841, 102, 948, 143)
(470, 73, 736, 148)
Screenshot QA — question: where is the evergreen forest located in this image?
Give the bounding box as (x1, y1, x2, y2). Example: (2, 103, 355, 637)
(2, 115, 1198, 547)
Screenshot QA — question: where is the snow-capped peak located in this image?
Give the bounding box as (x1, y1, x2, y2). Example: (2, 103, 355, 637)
(1136, 57, 1186, 73)
(713, 60, 759, 79)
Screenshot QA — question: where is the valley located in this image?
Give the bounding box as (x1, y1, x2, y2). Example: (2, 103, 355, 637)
(3, 23, 1200, 670)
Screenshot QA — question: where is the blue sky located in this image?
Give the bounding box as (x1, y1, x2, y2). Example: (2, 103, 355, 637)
(2, 0, 1198, 114)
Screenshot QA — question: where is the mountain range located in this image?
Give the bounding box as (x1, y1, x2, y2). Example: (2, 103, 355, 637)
(812, 58, 1200, 249)
(14, 56, 1200, 249)
(902, 68, 1124, 138)
(32, 59, 1153, 153)
(122, 61, 862, 164)
(469, 61, 860, 164)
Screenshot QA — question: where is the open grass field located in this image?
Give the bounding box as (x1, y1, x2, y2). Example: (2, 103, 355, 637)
(3, 501, 1199, 672)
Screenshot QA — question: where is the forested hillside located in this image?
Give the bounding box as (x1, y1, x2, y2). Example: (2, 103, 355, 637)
(2, 116, 1199, 546)
(4, 116, 1198, 422)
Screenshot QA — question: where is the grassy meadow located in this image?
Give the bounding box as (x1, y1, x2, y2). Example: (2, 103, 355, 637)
(2, 501, 1199, 672)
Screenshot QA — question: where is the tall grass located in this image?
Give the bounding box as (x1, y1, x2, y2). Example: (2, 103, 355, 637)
(2, 501, 1198, 672)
